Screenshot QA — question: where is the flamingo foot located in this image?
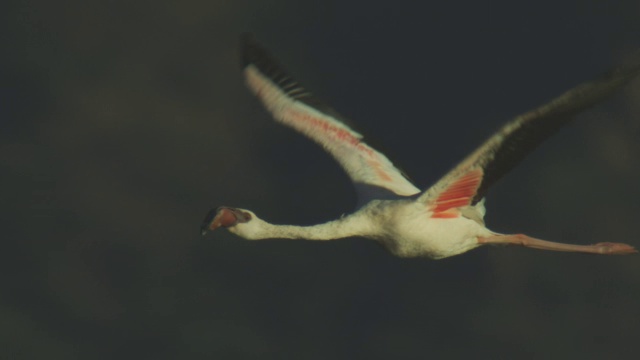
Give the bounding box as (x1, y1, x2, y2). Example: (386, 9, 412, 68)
(478, 234, 637, 255)
(592, 242, 638, 255)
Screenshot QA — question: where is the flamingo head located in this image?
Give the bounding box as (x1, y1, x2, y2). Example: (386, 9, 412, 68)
(201, 207, 257, 237)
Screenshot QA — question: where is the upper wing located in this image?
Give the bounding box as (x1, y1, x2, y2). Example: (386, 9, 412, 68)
(419, 51, 640, 209)
(241, 34, 420, 200)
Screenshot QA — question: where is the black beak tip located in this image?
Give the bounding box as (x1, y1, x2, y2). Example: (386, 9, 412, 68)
(201, 208, 219, 237)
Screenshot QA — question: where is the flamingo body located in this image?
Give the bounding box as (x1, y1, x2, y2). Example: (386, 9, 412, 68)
(366, 200, 490, 259)
(201, 35, 640, 259)
(217, 199, 490, 259)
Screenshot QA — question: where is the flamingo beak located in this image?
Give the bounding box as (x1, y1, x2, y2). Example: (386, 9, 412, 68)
(200, 207, 251, 236)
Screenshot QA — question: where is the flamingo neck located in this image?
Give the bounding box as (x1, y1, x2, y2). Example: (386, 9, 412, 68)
(251, 214, 374, 241)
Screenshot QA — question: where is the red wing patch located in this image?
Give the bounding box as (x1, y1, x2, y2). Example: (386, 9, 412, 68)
(431, 169, 483, 218)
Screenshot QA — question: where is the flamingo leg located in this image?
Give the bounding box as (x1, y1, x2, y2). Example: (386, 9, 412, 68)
(478, 234, 637, 255)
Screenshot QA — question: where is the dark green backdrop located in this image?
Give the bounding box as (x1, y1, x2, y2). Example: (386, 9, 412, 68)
(2, 0, 640, 358)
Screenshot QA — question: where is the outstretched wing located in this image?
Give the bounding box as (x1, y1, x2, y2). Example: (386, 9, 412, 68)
(241, 34, 420, 200)
(419, 51, 640, 210)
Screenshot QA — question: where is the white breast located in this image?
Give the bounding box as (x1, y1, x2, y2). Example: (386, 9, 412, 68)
(369, 201, 492, 259)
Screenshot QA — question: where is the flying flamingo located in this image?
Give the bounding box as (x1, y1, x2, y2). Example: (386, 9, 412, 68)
(202, 35, 639, 259)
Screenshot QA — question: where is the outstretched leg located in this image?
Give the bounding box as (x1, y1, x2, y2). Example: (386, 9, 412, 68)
(478, 234, 637, 255)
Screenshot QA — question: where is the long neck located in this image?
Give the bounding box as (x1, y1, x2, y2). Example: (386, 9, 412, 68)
(253, 214, 373, 241)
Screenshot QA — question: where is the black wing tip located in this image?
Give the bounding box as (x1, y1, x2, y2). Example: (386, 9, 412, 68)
(239, 33, 281, 73)
(595, 50, 640, 88)
(240, 33, 258, 69)
(237, 34, 356, 126)
(470, 48, 640, 203)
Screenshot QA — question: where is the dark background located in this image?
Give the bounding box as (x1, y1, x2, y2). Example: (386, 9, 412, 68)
(2, 0, 640, 358)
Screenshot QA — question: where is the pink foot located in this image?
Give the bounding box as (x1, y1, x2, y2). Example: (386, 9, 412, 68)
(594, 242, 638, 255)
